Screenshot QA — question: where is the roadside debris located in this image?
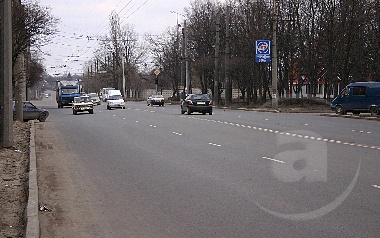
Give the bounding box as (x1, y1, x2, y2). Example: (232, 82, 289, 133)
(38, 205, 52, 212)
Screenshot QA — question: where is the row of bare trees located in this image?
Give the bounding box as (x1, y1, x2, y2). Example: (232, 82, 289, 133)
(83, 12, 150, 97)
(10, 0, 57, 98)
(146, 0, 379, 104)
(83, 0, 379, 104)
(1, 0, 57, 147)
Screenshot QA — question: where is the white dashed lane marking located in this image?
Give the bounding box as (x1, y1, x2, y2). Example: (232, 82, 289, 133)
(209, 142, 222, 147)
(352, 129, 372, 134)
(182, 116, 379, 150)
(173, 132, 182, 136)
(372, 185, 380, 189)
(263, 156, 285, 164)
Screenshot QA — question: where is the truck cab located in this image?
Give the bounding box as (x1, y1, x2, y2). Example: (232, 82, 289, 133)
(56, 81, 81, 108)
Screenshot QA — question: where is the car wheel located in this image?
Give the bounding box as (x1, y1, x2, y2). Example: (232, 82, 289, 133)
(89, 109, 94, 114)
(107, 105, 110, 110)
(335, 106, 345, 115)
(73, 110, 77, 115)
(38, 113, 47, 122)
(209, 111, 213, 115)
(370, 106, 379, 115)
(187, 107, 191, 115)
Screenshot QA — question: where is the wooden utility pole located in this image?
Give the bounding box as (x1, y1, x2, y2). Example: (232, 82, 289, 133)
(0, 0, 13, 148)
(213, 13, 220, 105)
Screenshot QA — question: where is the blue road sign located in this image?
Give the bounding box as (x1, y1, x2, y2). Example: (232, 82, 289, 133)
(256, 40, 271, 63)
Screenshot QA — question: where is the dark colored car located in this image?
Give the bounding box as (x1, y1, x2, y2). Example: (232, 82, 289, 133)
(181, 94, 213, 115)
(13, 101, 49, 122)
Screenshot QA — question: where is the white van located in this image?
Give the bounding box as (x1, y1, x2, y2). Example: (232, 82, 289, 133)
(106, 90, 125, 109)
(101, 87, 115, 102)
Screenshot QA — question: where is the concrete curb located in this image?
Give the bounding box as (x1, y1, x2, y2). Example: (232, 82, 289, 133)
(26, 121, 39, 238)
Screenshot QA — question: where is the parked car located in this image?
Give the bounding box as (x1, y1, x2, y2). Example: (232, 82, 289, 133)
(107, 91, 125, 109)
(88, 93, 101, 105)
(331, 82, 380, 115)
(13, 101, 49, 122)
(147, 95, 165, 106)
(72, 95, 94, 115)
(181, 94, 213, 115)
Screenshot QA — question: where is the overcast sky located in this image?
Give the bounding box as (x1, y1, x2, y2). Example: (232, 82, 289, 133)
(37, 0, 195, 76)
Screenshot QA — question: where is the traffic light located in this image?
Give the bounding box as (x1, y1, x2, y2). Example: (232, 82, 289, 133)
(155, 77, 158, 85)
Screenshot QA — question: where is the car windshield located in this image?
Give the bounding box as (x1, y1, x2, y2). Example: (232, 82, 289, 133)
(25, 102, 36, 109)
(89, 93, 98, 98)
(62, 88, 79, 94)
(109, 95, 122, 100)
(192, 94, 210, 101)
(80, 97, 90, 102)
(153, 95, 163, 98)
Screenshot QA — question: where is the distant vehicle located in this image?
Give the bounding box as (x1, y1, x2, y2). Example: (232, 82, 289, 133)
(13, 101, 49, 122)
(107, 90, 125, 109)
(45, 94, 49, 98)
(331, 82, 380, 115)
(88, 93, 101, 105)
(181, 94, 213, 115)
(72, 96, 94, 115)
(101, 87, 115, 102)
(56, 80, 81, 108)
(147, 95, 165, 106)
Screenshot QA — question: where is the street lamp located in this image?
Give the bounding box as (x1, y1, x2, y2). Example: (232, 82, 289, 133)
(170, 11, 189, 96)
(272, 0, 278, 109)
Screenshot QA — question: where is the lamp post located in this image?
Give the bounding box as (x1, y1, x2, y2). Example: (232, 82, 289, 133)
(170, 11, 189, 95)
(272, 0, 278, 109)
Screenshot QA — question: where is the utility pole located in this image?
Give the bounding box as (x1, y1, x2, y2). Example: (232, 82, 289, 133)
(181, 25, 186, 98)
(213, 12, 220, 105)
(122, 55, 126, 98)
(271, 0, 279, 109)
(184, 20, 190, 95)
(15, 53, 25, 121)
(224, 5, 231, 106)
(0, 0, 13, 148)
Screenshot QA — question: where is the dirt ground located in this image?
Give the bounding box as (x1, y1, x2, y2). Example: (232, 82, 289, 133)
(0, 121, 30, 238)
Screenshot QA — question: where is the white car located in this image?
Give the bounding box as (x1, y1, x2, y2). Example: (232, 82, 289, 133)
(147, 95, 165, 106)
(107, 94, 125, 109)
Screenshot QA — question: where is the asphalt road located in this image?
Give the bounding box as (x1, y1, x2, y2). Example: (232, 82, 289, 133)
(35, 94, 380, 237)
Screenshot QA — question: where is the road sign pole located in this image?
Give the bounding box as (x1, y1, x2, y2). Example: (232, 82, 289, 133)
(271, 0, 278, 109)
